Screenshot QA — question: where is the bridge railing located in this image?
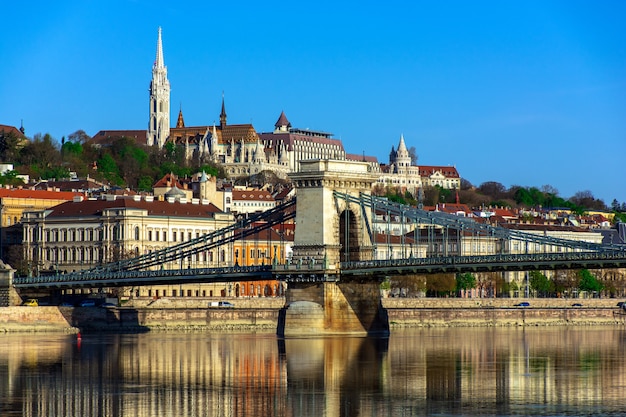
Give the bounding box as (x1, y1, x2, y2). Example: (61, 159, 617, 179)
(341, 250, 626, 270)
(333, 191, 626, 254)
(13, 265, 274, 287)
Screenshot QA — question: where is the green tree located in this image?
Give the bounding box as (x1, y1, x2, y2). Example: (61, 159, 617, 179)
(456, 273, 476, 293)
(578, 269, 603, 294)
(97, 153, 123, 185)
(137, 176, 154, 192)
(0, 170, 24, 186)
(61, 140, 83, 156)
(529, 270, 552, 297)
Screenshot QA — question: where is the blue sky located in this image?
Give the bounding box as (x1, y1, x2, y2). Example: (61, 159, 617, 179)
(1, 1, 624, 205)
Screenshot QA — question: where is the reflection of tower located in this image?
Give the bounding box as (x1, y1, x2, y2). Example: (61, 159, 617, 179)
(147, 27, 170, 148)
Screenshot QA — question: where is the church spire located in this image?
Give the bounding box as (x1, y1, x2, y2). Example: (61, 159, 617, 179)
(147, 26, 171, 148)
(155, 26, 165, 69)
(220, 92, 227, 129)
(176, 105, 185, 128)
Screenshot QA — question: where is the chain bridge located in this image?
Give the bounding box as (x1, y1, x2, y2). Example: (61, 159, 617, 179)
(12, 160, 626, 335)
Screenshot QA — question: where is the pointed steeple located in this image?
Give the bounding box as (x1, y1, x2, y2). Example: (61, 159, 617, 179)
(395, 134, 411, 168)
(274, 111, 291, 132)
(397, 134, 408, 152)
(176, 106, 185, 128)
(219, 92, 227, 129)
(147, 27, 170, 148)
(154, 27, 165, 69)
(389, 145, 396, 164)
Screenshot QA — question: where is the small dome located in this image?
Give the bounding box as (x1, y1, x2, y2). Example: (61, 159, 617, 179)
(165, 185, 186, 197)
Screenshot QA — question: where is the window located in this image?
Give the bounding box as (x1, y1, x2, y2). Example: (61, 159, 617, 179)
(135, 227, 140, 240)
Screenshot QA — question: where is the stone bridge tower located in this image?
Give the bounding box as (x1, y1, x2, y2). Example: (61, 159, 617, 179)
(278, 159, 388, 337)
(288, 159, 378, 267)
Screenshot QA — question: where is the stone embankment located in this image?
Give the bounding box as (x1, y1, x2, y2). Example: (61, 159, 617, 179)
(1, 297, 624, 333)
(383, 298, 625, 327)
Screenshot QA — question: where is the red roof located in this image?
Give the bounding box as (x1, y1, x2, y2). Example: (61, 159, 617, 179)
(153, 172, 186, 189)
(0, 124, 26, 139)
(0, 188, 83, 200)
(419, 166, 460, 178)
(47, 198, 223, 218)
(274, 111, 291, 128)
(232, 190, 275, 201)
(89, 130, 147, 146)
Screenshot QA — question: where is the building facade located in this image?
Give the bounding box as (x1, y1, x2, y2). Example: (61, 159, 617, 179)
(22, 195, 234, 296)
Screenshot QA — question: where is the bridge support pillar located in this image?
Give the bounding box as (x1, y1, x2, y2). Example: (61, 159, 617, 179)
(278, 276, 389, 337)
(0, 261, 17, 307)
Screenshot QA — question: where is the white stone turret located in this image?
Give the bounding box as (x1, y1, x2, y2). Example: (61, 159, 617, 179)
(147, 27, 171, 148)
(395, 134, 411, 168)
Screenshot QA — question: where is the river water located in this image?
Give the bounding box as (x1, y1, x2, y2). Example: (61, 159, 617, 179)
(1, 327, 625, 416)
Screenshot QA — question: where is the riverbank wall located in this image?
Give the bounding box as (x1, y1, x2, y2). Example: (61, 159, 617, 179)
(1, 298, 624, 333)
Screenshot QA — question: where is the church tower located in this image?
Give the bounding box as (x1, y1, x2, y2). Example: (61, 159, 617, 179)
(147, 27, 170, 148)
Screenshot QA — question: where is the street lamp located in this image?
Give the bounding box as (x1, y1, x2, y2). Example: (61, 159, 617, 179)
(235, 249, 239, 266)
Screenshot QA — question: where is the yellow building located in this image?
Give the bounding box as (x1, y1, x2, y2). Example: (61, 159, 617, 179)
(0, 188, 83, 228)
(232, 224, 293, 297)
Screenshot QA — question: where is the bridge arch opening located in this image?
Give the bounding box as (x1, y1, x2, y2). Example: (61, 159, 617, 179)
(339, 209, 360, 262)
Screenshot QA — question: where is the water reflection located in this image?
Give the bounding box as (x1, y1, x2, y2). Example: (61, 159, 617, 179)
(0, 327, 625, 416)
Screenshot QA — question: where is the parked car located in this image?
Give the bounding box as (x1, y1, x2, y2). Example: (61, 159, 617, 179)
(22, 299, 38, 307)
(515, 302, 530, 307)
(572, 303, 583, 307)
(209, 301, 235, 308)
(79, 300, 96, 307)
(59, 302, 73, 307)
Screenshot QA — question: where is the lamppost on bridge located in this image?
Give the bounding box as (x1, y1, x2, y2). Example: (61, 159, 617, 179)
(235, 249, 239, 267)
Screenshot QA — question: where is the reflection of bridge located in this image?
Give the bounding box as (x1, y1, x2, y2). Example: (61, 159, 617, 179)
(12, 160, 626, 335)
